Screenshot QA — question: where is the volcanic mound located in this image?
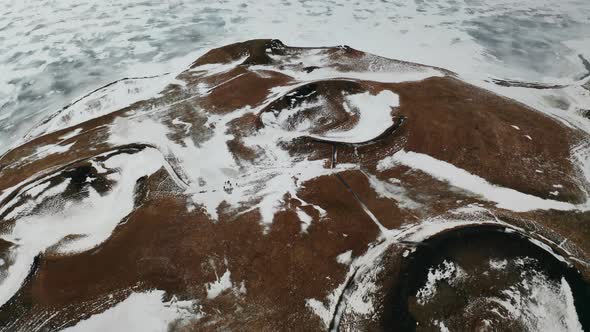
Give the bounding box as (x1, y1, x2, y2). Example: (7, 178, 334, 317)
(0, 39, 589, 331)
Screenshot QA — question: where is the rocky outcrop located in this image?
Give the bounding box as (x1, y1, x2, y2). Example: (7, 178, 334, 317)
(0, 40, 588, 331)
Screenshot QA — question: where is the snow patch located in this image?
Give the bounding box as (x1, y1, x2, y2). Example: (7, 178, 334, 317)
(489, 258, 508, 270)
(490, 274, 583, 332)
(59, 128, 83, 140)
(308, 90, 399, 144)
(24, 181, 52, 198)
(336, 250, 353, 265)
(250, 60, 443, 84)
(416, 260, 465, 305)
(366, 173, 420, 210)
(377, 150, 579, 212)
(0, 149, 165, 307)
(206, 269, 233, 299)
(26, 74, 176, 140)
(33, 142, 75, 160)
(296, 208, 313, 232)
(62, 290, 200, 332)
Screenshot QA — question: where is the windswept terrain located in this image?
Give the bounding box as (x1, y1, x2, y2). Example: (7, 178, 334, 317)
(0, 40, 589, 331)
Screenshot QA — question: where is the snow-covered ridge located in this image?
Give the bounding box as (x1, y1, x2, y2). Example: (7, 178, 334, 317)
(378, 150, 586, 212)
(24, 74, 177, 141)
(0, 148, 166, 307)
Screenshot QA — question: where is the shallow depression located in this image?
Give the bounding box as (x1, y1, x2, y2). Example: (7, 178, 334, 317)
(384, 225, 590, 331)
